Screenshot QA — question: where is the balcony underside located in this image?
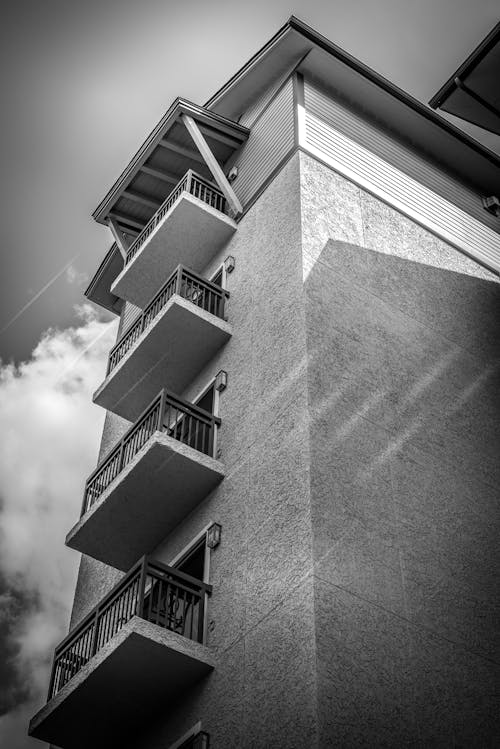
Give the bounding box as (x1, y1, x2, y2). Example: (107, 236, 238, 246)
(66, 433, 224, 570)
(111, 194, 237, 308)
(94, 296, 232, 422)
(29, 617, 214, 749)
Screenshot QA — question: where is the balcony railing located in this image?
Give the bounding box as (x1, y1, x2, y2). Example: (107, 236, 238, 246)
(82, 389, 220, 515)
(107, 265, 228, 375)
(126, 171, 226, 265)
(47, 557, 211, 700)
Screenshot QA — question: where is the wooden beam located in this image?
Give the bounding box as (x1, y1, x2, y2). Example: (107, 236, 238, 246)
(107, 217, 129, 259)
(122, 189, 161, 211)
(197, 123, 242, 149)
(108, 211, 144, 231)
(159, 139, 206, 165)
(181, 114, 243, 215)
(140, 164, 179, 185)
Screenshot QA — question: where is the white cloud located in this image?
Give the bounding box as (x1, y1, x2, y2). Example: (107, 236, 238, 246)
(0, 305, 117, 748)
(65, 263, 89, 286)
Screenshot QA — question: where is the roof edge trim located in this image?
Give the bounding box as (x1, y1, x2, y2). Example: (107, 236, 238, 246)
(206, 15, 500, 170)
(429, 22, 500, 109)
(92, 100, 250, 224)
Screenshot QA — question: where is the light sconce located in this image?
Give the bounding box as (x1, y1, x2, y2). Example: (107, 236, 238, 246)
(224, 255, 235, 274)
(227, 166, 238, 182)
(206, 522, 222, 549)
(215, 370, 228, 392)
(482, 195, 500, 217)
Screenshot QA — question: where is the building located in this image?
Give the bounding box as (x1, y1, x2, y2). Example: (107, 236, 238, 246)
(29, 16, 500, 749)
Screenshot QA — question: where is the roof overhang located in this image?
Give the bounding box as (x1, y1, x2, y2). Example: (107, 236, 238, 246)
(84, 244, 124, 314)
(92, 100, 249, 230)
(429, 22, 500, 137)
(206, 16, 500, 196)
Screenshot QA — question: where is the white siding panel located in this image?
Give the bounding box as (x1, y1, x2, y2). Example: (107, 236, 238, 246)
(303, 81, 500, 274)
(232, 77, 295, 207)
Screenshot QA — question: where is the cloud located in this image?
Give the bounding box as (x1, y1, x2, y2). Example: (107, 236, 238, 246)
(0, 305, 117, 748)
(65, 264, 89, 286)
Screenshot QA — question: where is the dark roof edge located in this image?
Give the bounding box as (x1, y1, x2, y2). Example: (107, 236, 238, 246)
(84, 243, 122, 297)
(206, 15, 500, 170)
(92, 99, 250, 223)
(429, 22, 500, 109)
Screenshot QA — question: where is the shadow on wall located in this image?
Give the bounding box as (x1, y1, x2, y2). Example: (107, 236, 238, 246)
(305, 239, 500, 745)
(305, 239, 500, 483)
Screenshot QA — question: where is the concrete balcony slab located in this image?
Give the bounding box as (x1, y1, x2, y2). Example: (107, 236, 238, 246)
(66, 432, 224, 570)
(94, 295, 231, 422)
(111, 193, 237, 308)
(29, 616, 214, 749)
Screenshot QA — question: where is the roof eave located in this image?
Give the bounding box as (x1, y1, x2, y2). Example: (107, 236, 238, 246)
(92, 100, 250, 225)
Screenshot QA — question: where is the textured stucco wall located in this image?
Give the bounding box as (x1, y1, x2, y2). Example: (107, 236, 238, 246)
(69, 153, 319, 749)
(301, 151, 500, 747)
(137, 153, 317, 749)
(66, 145, 499, 748)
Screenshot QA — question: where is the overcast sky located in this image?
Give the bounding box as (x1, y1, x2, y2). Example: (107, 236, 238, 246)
(0, 1, 499, 747)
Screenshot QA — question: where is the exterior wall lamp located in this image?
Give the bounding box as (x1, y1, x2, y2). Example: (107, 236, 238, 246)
(206, 522, 222, 549)
(224, 255, 235, 274)
(215, 370, 228, 392)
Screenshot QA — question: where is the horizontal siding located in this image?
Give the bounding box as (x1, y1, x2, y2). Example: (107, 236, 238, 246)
(118, 301, 141, 338)
(303, 81, 500, 274)
(232, 77, 295, 208)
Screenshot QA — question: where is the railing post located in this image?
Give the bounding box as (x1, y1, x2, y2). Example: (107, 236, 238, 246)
(81, 483, 90, 517)
(186, 169, 193, 195)
(89, 608, 100, 659)
(46, 653, 58, 700)
(197, 590, 206, 644)
(136, 556, 148, 619)
(158, 389, 167, 432)
(117, 438, 125, 471)
(175, 265, 183, 297)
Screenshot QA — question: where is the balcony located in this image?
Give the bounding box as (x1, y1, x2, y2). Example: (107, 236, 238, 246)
(29, 557, 214, 749)
(94, 265, 231, 422)
(66, 390, 224, 570)
(111, 170, 237, 308)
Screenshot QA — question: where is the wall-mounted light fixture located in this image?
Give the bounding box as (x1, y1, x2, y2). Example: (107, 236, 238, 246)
(227, 166, 238, 182)
(215, 370, 228, 392)
(224, 255, 235, 274)
(482, 195, 500, 217)
(206, 522, 222, 549)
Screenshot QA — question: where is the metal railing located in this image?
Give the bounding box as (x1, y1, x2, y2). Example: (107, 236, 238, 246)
(107, 266, 228, 375)
(82, 389, 220, 515)
(47, 557, 211, 700)
(126, 170, 226, 265)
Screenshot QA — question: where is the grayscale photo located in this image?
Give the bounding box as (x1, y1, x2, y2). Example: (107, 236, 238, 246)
(0, 2, 499, 747)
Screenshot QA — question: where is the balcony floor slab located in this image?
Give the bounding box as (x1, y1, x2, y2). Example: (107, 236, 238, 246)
(111, 194, 237, 308)
(66, 433, 225, 570)
(29, 616, 215, 749)
(94, 296, 232, 422)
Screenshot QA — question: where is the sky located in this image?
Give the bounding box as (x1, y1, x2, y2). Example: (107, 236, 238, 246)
(0, 0, 498, 747)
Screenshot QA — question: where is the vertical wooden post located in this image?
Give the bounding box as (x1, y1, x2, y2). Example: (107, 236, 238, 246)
(158, 390, 167, 432)
(175, 265, 183, 297)
(89, 608, 100, 659)
(136, 556, 148, 618)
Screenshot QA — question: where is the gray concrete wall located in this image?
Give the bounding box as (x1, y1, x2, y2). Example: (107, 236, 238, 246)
(301, 151, 500, 747)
